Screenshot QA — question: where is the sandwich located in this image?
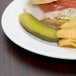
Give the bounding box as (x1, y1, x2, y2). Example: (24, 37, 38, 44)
(19, 0, 76, 48)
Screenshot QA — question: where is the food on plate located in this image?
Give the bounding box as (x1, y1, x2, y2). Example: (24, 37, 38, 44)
(60, 17, 76, 29)
(30, 0, 57, 4)
(19, 0, 76, 48)
(25, 0, 76, 20)
(57, 28, 76, 40)
(41, 17, 65, 29)
(55, 15, 76, 21)
(58, 39, 76, 48)
(19, 13, 58, 42)
(57, 18, 76, 47)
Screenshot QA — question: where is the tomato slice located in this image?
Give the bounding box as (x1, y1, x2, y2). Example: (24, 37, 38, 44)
(39, 0, 76, 12)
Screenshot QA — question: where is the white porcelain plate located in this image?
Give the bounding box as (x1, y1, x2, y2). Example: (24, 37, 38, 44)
(1, 0, 76, 60)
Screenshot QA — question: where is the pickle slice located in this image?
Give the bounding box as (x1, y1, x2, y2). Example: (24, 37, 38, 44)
(19, 13, 58, 42)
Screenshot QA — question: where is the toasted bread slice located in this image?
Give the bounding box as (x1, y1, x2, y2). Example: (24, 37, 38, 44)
(30, 0, 57, 4)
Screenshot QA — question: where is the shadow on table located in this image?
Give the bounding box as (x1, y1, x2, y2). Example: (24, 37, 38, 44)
(5, 36, 76, 75)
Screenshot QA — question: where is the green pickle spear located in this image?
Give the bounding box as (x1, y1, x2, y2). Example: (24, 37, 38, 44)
(19, 13, 58, 42)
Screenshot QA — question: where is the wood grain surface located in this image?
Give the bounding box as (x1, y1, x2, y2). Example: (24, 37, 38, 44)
(0, 0, 76, 76)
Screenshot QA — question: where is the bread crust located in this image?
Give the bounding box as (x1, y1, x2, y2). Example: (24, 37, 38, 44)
(30, 0, 57, 4)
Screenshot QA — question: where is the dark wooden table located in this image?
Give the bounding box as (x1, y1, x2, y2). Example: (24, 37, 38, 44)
(1, 0, 76, 76)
